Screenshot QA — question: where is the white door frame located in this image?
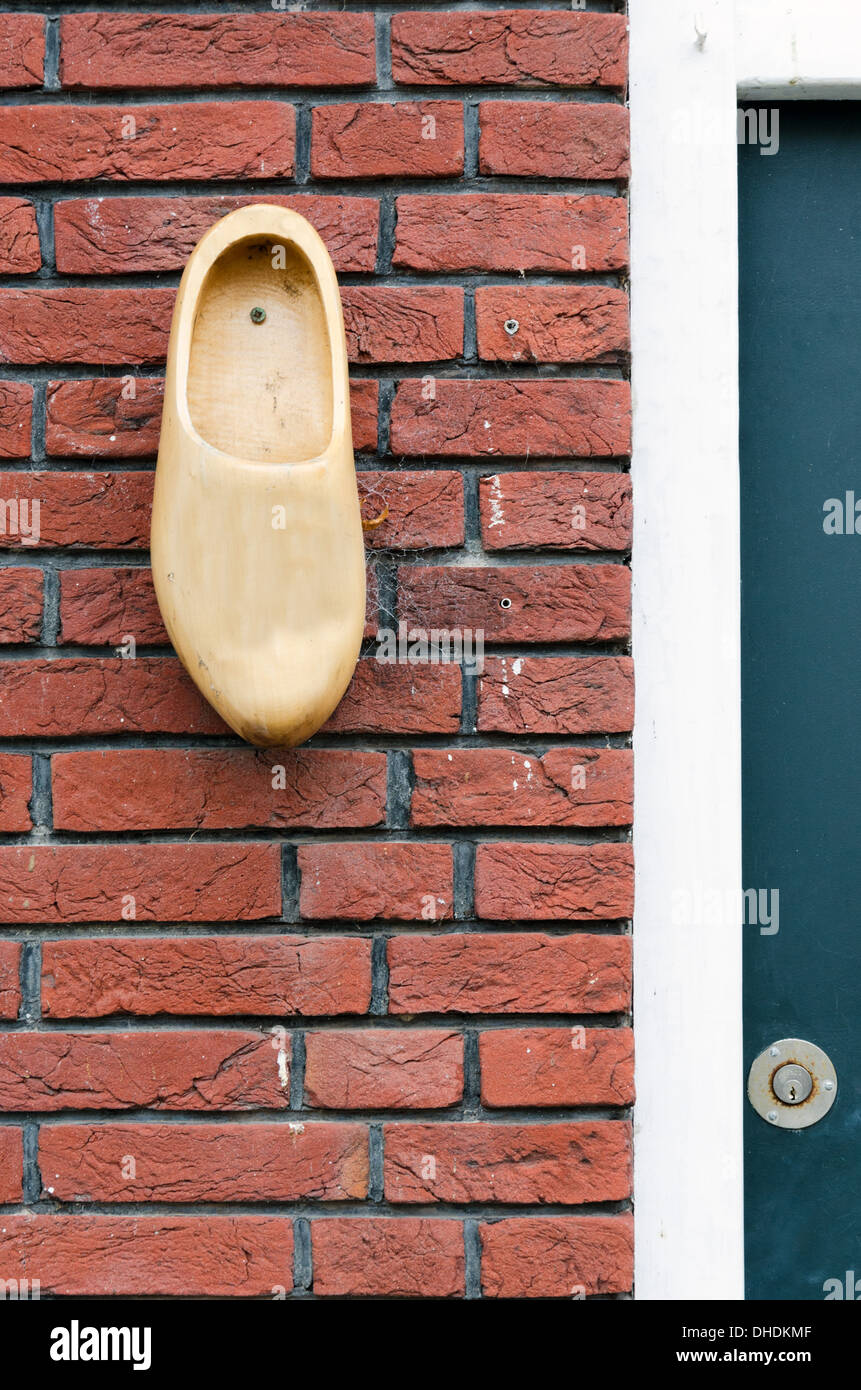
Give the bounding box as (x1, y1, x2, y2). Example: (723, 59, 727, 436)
(629, 0, 861, 1300)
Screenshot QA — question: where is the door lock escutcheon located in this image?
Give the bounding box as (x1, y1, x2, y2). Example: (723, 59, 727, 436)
(747, 1038, 837, 1129)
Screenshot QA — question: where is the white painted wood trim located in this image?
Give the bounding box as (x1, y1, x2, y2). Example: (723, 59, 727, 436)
(631, 0, 861, 1301)
(630, 0, 744, 1302)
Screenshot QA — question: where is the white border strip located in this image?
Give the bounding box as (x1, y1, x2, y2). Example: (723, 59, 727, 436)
(630, 0, 744, 1301)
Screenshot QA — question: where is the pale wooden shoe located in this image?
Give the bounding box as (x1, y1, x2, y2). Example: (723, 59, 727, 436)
(151, 205, 366, 746)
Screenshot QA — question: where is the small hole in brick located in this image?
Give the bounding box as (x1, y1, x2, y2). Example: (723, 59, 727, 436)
(503, 319, 519, 336)
(500, 596, 512, 609)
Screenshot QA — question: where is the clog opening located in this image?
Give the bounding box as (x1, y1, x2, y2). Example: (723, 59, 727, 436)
(186, 236, 334, 463)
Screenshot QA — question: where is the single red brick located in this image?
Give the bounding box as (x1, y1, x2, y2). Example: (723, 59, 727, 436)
(0, 1127, 23, 1202)
(313, 101, 463, 178)
(0, 103, 295, 183)
(480, 101, 629, 178)
(345, 286, 463, 363)
(411, 748, 632, 827)
(0, 843, 280, 923)
(55, 194, 378, 275)
(299, 843, 453, 922)
(394, 195, 627, 272)
(0, 471, 152, 549)
(476, 843, 633, 921)
(53, 748, 387, 831)
(478, 655, 634, 734)
(40, 1123, 368, 1203)
(388, 933, 631, 1015)
(0, 658, 226, 737)
(323, 660, 462, 735)
(0, 381, 33, 458)
(391, 380, 631, 458)
(480, 471, 632, 550)
(392, 11, 626, 88)
(312, 1218, 464, 1297)
(0, 754, 31, 831)
(0, 15, 45, 89)
(0, 1030, 289, 1111)
(305, 1030, 463, 1110)
(385, 1121, 631, 1204)
(481, 1215, 633, 1297)
(61, 12, 375, 89)
(57, 565, 378, 646)
(59, 567, 163, 645)
(0, 198, 40, 272)
(0, 568, 41, 642)
(45, 377, 378, 457)
(0, 939, 21, 1019)
(0, 288, 173, 365)
(0, 1214, 293, 1297)
(476, 287, 629, 364)
(42, 935, 372, 1020)
(358, 471, 463, 549)
(480, 1027, 634, 1107)
(396, 564, 630, 642)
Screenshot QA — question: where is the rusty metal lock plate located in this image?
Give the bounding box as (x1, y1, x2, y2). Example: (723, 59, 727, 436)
(747, 1038, 837, 1129)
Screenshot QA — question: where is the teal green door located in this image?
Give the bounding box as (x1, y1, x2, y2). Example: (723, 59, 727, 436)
(740, 103, 861, 1300)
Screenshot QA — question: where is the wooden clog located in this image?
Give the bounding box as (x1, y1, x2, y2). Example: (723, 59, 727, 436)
(151, 205, 366, 746)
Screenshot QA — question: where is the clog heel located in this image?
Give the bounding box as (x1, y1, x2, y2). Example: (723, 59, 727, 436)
(151, 205, 366, 746)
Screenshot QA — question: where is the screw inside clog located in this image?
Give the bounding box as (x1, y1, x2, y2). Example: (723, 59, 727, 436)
(250, 307, 266, 324)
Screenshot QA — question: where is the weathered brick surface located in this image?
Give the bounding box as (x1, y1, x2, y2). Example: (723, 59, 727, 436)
(305, 1030, 464, 1110)
(0, 6, 634, 1300)
(477, 656, 634, 734)
(481, 1216, 634, 1297)
(299, 843, 453, 921)
(0, 14, 45, 89)
(52, 748, 387, 831)
(0, 382, 33, 458)
(392, 12, 627, 88)
(0, 471, 153, 549)
(480, 1027, 635, 1107)
(45, 377, 378, 457)
(384, 1122, 631, 1204)
(40, 1123, 368, 1203)
(0, 103, 296, 183)
(314, 101, 463, 178)
(397, 563, 630, 642)
(391, 380, 631, 457)
(0, 1126, 23, 1202)
(0, 939, 21, 1019)
(0, 844, 280, 923)
(394, 195, 628, 272)
(312, 1218, 464, 1298)
(388, 934, 631, 1015)
(0, 197, 41, 273)
(411, 747, 632, 827)
(480, 101, 629, 178)
(476, 288, 629, 364)
(0, 754, 31, 831)
(42, 935, 372, 1020)
(479, 471, 632, 550)
(0, 1031, 290, 1111)
(0, 568, 41, 642)
(61, 12, 375, 89)
(55, 194, 378, 275)
(0, 1215, 294, 1297)
(475, 843, 634, 920)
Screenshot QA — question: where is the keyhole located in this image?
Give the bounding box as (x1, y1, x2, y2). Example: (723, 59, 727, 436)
(789, 1084, 797, 1101)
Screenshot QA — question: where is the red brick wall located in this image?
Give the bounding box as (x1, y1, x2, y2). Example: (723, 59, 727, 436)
(0, 4, 632, 1299)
